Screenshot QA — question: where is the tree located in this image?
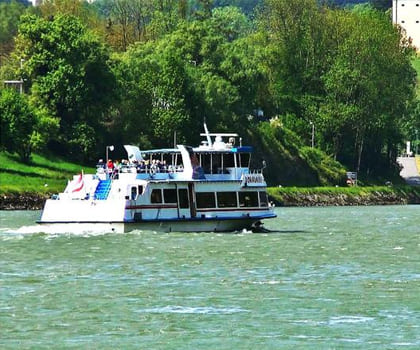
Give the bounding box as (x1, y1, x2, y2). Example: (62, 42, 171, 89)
(112, 6, 264, 147)
(0, 88, 34, 162)
(259, 1, 417, 177)
(101, 0, 188, 51)
(13, 14, 116, 160)
(0, 0, 28, 61)
(0, 88, 58, 162)
(319, 9, 416, 174)
(112, 40, 190, 147)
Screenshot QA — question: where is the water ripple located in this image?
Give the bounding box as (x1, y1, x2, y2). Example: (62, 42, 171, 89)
(136, 305, 249, 315)
(328, 315, 375, 325)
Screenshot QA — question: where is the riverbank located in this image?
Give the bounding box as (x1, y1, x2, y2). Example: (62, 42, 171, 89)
(1, 186, 419, 210)
(0, 192, 49, 210)
(267, 186, 420, 207)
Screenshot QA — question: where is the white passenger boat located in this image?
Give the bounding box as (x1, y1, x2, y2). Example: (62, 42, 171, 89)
(38, 125, 276, 233)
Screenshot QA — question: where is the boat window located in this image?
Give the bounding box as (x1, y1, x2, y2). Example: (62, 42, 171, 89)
(200, 153, 211, 174)
(162, 154, 173, 168)
(178, 189, 189, 208)
(138, 185, 143, 195)
(239, 153, 250, 168)
(164, 189, 177, 203)
(174, 153, 183, 166)
(239, 192, 259, 207)
(217, 192, 237, 208)
(196, 192, 216, 209)
(151, 189, 162, 203)
(259, 191, 268, 207)
(212, 153, 222, 174)
(224, 153, 235, 168)
(131, 186, 137, 200)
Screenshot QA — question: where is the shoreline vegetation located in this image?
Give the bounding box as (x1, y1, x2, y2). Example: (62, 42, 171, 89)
(267, 186, 420, 207)
(1, 152, 420, 210)
(1, 186, 419, 211)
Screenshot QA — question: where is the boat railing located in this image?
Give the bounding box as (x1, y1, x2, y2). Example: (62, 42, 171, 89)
(96, 163, 185, 179)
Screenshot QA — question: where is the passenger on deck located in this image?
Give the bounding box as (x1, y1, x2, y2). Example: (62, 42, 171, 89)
(97, 159, 106, 169)
(112, 160, 120, 179)
(137, 160, 146, 173)
(107, 159, 115, 178)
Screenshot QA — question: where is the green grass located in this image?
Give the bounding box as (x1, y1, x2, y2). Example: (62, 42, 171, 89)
(0, 152, 95, 194)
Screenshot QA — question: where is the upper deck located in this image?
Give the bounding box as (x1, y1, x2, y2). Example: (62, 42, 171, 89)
(97, 124, 265, 185)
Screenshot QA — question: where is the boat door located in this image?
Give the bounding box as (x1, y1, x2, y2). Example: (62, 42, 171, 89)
(188, 182, 196, 218)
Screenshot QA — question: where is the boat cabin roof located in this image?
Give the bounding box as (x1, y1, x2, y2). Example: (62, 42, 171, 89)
(141, 146, 253, 155)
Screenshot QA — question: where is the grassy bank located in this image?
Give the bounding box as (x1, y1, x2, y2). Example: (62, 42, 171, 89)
(267, 186, 420, 206)
(0, 152, 95, 195)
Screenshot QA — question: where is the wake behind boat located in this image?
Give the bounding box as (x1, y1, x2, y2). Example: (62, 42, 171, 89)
(38, 124, 276, 233)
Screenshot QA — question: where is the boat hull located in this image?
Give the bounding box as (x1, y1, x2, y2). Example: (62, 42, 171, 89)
(37, 215, 276, 234)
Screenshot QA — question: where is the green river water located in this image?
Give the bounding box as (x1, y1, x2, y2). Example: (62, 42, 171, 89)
(0, 206, 419, 349)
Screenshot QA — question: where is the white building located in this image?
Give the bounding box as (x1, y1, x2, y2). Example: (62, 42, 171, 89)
(393, 0, 420, 50)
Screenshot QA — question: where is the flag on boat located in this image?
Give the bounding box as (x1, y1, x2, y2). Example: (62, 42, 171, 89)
(72, 173, 84, 192)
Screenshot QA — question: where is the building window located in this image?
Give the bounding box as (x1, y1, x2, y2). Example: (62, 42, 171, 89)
(196, 192, 216, 208)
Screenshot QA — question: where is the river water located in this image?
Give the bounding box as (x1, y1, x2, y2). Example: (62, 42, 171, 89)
(0, 206, 419, 349)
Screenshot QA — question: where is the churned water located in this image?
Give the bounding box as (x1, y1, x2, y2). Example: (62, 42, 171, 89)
(0, 206, 419, 349)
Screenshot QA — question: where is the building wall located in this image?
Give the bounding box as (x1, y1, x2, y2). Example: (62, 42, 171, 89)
(393, 0, 420, 50)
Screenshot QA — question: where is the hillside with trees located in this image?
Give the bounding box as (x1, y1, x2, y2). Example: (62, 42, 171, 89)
(1, 0, 418, 186)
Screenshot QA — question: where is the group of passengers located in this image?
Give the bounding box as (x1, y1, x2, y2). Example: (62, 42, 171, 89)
(96, 158, 183, 176)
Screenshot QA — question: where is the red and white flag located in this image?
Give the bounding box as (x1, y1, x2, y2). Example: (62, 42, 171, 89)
(72, 173, 84, 193)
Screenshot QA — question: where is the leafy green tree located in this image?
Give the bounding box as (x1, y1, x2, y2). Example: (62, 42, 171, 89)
(13, 14, 116, 160)
(113, 6, 264, 147)
(0, 88, 58, 162)
(319, 9, 416, 173)
(0, 0, 28, 60)
(213, 0, 260, 15)
(98, 0, 189, 51)
(259, 1, 416, 177)
(259, 0, 329, 106)
(0, 88, 34, 162)
(113, 40, 190, 147)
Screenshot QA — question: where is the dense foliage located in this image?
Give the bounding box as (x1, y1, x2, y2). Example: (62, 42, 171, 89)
(0, 0, 418, 185)
(0, 88, 58, 162)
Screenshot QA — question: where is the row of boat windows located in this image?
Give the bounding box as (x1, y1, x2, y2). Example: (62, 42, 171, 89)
(142, 152, 251, 174)
(146, 188, 269, 208)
